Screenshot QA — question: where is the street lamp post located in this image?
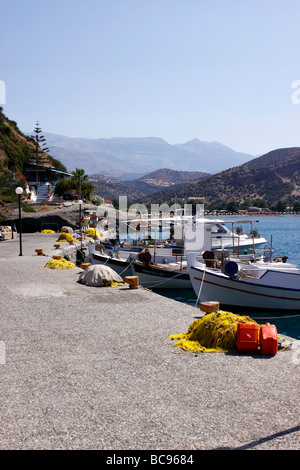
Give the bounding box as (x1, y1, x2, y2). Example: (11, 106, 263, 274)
(15, 187, 23, 256)
(78, 200, 83, 249)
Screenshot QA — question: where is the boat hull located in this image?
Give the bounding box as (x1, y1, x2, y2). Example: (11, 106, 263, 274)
(131, 263, 191, 289)
(189, 264, 300, 310)
(91, 252, 133, 277)
(211, 238, 266, 252)
(91, 252, 191, 289)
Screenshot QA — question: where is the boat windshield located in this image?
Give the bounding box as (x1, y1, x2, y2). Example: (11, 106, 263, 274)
(211, 224, 228, 234)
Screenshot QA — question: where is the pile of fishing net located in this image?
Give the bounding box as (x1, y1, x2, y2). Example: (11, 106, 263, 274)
(169, 310, 259, 354)
(57, 232, 77, 243)
(78, 264, 124, 287)
(43, 259, 77, 269)
(84, 228, 101, 238)
(41, 229, 56, 234)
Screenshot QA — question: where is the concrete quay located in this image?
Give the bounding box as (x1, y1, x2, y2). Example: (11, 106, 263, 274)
(0, 233, 299, 450)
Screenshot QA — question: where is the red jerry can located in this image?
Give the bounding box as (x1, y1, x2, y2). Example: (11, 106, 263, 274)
(237, 323, 259, 352)
(260, 323, 278, 356)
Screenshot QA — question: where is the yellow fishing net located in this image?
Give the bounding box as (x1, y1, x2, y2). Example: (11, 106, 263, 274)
(84, 228, 101, 238)
(102, 280, 124, 287)
(57, 233, 77, 243)
(43, 259, 77, 269)
(169, 310, 259, 354)
(41, 229, 56, 234)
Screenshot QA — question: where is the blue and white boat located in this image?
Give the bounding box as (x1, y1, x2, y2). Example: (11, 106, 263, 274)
(185, 221, 300, 310)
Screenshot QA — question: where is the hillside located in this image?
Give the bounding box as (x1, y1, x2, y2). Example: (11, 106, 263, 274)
(138, 168, 209, 187)
(43, 132, 254, 175)
(0, 109, 67, 180)
(89, 168, 209, 202)
(89, 174, 156, 201)
(139, 148, 300, 204)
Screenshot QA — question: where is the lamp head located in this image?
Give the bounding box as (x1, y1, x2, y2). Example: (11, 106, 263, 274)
(15, 187, 23, 195)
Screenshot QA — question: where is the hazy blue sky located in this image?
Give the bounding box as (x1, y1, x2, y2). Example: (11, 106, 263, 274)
(1, 0, 300, 155)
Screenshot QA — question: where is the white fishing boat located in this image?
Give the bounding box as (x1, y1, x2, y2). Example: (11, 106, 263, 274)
(210, 219, 266, 252)
(186, 220, 300, 310)
(89, 217, 270, 290)
(113, 216, 267, 266)
(130, 257, 191, 289)
(89, 244, 191, 289)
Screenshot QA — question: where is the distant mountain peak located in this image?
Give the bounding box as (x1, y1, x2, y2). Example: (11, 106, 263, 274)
(43, 132, 254, 176)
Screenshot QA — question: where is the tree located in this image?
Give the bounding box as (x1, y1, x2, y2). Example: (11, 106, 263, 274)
(253, 198, 267, 208)
(54, 176, 95, 201)
(31, 121, 49, 186)
(241, 197, 252, 209)
(275, 200, 287, 212)
(226, 200, 240, 213)
(0, 172, 16, 223)
(91, 195, 104, 206)
(81, 181, 96, 201)
(0, 172, 17, 206)
(293, 200, 300, 212)
(71, 168, 88, 200)
(54, 179, 74, 196)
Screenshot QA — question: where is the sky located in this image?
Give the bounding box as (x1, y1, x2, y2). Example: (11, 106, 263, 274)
(1, 0, 300, 156)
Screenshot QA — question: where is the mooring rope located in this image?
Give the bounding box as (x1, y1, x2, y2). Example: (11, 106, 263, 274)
(136, 269, 186, 289)
(118, 256, 136, 276)
(251, 313, 300, 320)
(195, 268, 206, 307)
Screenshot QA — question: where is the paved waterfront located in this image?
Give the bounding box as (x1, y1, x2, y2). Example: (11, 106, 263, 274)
(0, 233, 299, 450)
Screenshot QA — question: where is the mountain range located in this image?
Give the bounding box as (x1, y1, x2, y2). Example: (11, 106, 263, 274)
(43, 132, 254, 176)
(139, 147, 300, 204)
(4, 108, 300, 208)
(43, 132, 300, 204)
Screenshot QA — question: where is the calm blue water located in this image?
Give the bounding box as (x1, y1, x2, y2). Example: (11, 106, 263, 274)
(153, 216, 300, 340)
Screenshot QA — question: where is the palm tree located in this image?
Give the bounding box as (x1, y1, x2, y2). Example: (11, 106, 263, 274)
(71, 168, 88, 200)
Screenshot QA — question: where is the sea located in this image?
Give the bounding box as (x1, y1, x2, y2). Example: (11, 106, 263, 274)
(152, 215, 300, 340)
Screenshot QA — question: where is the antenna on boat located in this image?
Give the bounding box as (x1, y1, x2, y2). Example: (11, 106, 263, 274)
(270, 235, 273, 262)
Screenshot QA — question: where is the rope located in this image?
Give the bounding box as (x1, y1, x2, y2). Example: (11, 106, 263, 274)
(118, 256, 136, 276)
(136, 269, 186, 288)
(93, 251, 136, 275)
(101, 255, 112, 266)
(250, 313, 300, 320)
(195, 268, 205, 307)
(59, 244, 71, 261)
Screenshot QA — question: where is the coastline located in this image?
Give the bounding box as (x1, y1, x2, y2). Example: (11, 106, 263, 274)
(207, 212, 300, 217)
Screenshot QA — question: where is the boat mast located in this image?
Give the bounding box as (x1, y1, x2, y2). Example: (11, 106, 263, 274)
(251, 221, 255, 255)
